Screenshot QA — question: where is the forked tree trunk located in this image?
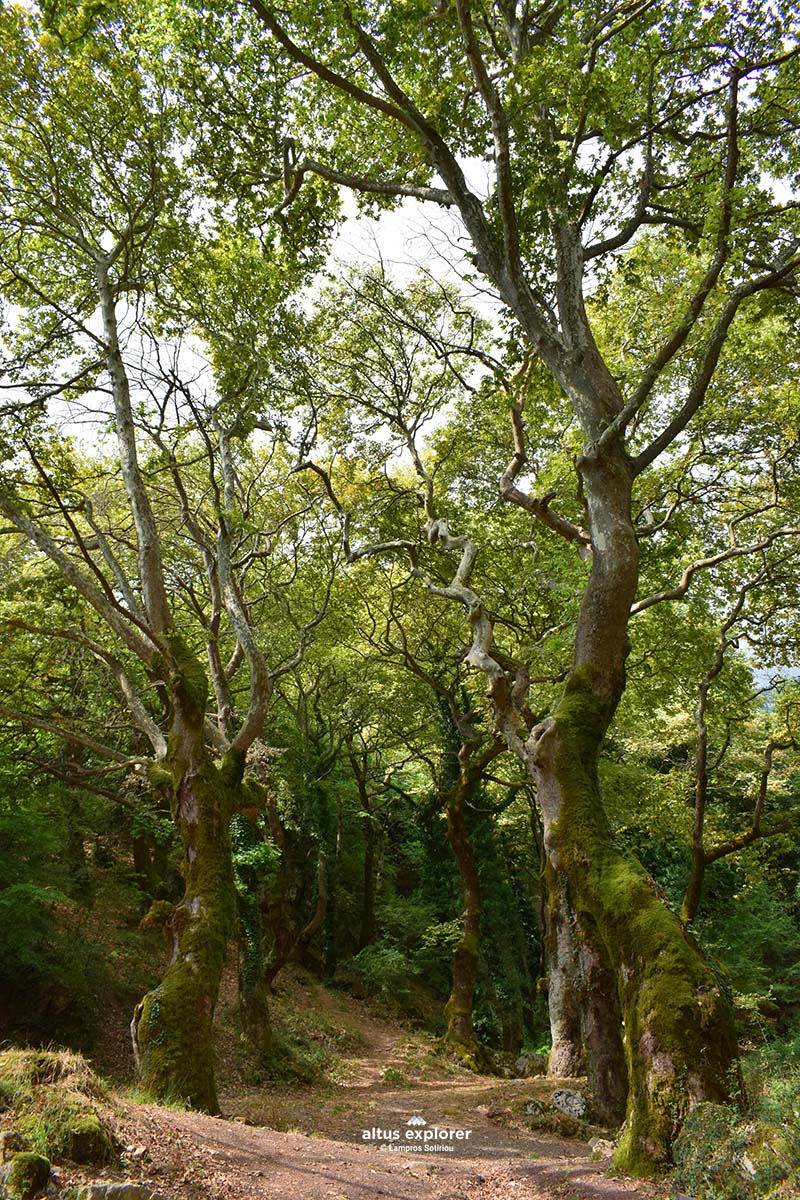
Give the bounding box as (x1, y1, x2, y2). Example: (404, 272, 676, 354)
(530, 450, 739, 1172)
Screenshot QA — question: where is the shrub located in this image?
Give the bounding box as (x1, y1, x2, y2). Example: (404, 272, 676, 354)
(344, 942, 417, 1003)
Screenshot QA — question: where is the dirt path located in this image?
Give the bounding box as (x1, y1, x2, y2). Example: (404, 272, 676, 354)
(103, 973, 665, 1200)
(116, 1104, 666, 1200)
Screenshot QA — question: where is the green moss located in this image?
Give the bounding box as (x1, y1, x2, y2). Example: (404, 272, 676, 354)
(237, 775, 268, 813)
(63, 1112, 114, 1164)
(220, 748, 246, 789)
(442, 1035, 496, 1075)
(164, 630, 208, 718)
(135, 953, 221, 1112)
(145, 762, 173, 789)
(17, 1097, 115, 1165)
(135, 750, 237, 1113)
(139, 898, 173, 930)
(2, 1151, 50, 1198)
(613, 1126, 666, 1178)
(543, 667, 739, 1172)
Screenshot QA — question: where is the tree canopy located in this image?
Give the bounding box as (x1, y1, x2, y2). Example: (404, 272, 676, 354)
(1, 0, 799, 1185)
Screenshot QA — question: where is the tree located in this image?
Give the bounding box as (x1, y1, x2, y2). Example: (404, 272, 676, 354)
(0, 6, 333, 1110)
(188, 0, 800, 1168)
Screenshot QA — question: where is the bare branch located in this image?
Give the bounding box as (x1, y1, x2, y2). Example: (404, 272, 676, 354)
(630, 528, 800, 615)
(499, 397, 591, 551)
(0, 484, 159, 663)
(293, 156, 453, 208)
(0, 702, 139, 765)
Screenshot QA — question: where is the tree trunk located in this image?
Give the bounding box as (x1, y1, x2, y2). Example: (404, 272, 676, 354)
(530, 450, 739, 1169)
(500, 1001, 523, 1056)
(131, 639, 240, 1113)
(543, 867, 585, 1077)
(131, 751, 237, 1111)
(681, 852, 706, 925)
(231, 813, 272, 1060)
(543, 861, 627, 1123)
(576, 910, 628, 1127)
(322, 793, 341, 977)
(535, 684, 738, 1168)
(238, 969, 272, 1061)
(359, 804, 377, 950)
(443, 776, 494, 1072)
(65, 790, 93, 906)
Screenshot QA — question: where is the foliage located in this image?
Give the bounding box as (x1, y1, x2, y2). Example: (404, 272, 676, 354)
(0, 0, 798, 1171)
(344, 942, 418, 1005)
(671, 1034, 800, 1199)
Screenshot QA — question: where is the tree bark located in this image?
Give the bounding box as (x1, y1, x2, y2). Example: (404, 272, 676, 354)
(529, 447, 739, 1172)
(131, 639, 241, 1113)
(681, 854, 706, 926)
(231, 812, 272, 1060)
(543, 868, 586, 1077)
(132, 750, 237, 1111)
(359, 802, 377, 950)
(543, 860, 627, 1124)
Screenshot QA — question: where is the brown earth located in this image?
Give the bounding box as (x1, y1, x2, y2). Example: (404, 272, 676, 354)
(62, 968, 670, 1200)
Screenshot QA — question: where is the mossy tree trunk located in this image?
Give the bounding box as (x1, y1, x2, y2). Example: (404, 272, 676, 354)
(529, 451, 739, 1171)
(132, 749, 239, 1111)
(131, 646, 241, 1114)
(443, 776, 483, 1062)
(231, 812, 272, 1061)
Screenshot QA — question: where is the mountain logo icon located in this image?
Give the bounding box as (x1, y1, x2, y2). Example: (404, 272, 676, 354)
(406, 1115, 427, 1126)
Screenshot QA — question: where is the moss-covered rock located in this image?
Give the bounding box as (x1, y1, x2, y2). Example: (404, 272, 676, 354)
(0, 1048, 117, 1169)
(442, 1035, 496, 1075)
(1, 1151, 50, 1198)
(16, 1096, 116, 1165)
(63, 1111, 115, 1164)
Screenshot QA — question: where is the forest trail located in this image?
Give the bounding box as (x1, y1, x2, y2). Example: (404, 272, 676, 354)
(105, 971, 667, 1200)
(119, 1102, 666, 1200)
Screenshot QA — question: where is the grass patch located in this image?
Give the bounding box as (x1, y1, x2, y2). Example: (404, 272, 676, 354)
(0, 1049, 117, 1167)
(238, 985, 370, 1086)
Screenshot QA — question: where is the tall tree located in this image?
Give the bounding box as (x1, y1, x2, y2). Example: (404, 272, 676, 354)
(0, 6, 333, 1110)
(193, 0, 800, 1166)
